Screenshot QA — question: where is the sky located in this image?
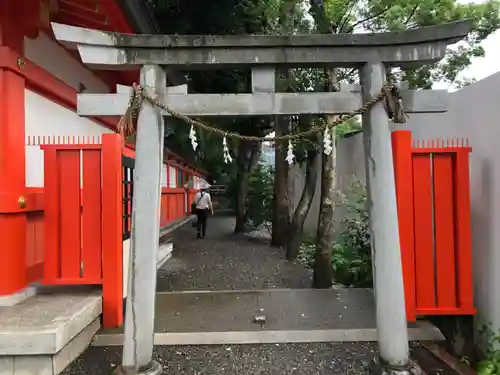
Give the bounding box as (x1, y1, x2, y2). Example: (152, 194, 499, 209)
(435, 0, 500, 90)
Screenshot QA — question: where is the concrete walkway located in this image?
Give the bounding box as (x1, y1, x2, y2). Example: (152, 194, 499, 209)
(94, 288, 442, 346)
(157, 216, 312, 292)
(95, 216, 442, 345)
(61, 216, 445, 374)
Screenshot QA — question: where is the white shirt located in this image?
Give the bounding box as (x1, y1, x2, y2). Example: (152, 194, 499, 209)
(194, 191, 212, 210)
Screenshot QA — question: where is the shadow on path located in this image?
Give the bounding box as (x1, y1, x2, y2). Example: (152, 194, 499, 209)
(157, 216, 313, 292)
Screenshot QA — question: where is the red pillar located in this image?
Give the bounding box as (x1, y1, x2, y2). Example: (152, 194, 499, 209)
(391, 130, 417, 321)
(101, 134, 124, 328)
(0, 2, 27, 295)
(0, 0, 40, 295)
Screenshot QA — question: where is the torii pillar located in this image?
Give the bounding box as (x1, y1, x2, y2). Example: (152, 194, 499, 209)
(51, 20, 471, 375)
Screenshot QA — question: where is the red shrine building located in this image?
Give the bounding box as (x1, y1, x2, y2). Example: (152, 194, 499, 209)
(0, 2, 206, 373)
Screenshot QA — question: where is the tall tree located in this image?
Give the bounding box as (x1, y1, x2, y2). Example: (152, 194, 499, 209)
(154, 0, 284, 233)
(308, 0, 337, 288)
(306, 0, 499, 287)
(285, 69, 322, 260)
(270, 0, 311, 247)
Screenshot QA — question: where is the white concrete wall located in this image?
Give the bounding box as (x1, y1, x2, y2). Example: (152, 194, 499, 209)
(398, 74, 500, 346)
(292, 72, 500, 347)
(161, 165, 168, 188)
(168, 166, 177, 188)
(23, 32, 114, 188)
(290, 134, 367, 235)
(24, 90, 114, 187)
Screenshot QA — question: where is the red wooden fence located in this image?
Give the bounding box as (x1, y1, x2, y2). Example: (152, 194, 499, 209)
(41, 134, 123, 328)
(160, 188, 186, 227)
(33, 134, 198, 328)
(392, 130, 475, 321)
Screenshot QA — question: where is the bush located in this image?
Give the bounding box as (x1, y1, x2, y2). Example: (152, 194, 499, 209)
(477, 322, 500, 375)
(333, 179, 372, 287)
(298, 179, 373, 287)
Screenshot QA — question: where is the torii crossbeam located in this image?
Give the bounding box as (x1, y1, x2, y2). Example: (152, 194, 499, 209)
(51, 20, 471, 375)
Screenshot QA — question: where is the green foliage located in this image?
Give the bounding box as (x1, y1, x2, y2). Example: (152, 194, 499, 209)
(246, 163, 275, 229)
(153, 0, 310, 182)
(153, 0, 499, 180)
(477, 321, 500, 375)
(308, 0, 500, 89)
(336, 117, 362, 137)
(332, 179, 372, 287)
(356, 0, 500, 89)
(297, 179, 373, 287)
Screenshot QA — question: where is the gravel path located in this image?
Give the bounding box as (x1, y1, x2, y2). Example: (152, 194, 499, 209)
(157, 216, 313, 292)
(62, 343, 378, 375)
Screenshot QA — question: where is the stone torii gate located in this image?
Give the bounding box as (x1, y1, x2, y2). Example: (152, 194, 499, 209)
(52, 21, 470, 375)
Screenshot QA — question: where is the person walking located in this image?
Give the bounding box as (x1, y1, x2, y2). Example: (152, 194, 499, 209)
(194, 185, 214, 239)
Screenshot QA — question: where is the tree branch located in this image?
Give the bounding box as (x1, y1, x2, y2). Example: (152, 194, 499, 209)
(345, 5, 393, 33)
(403, 4, 420, 27)
(338, 0, 359, 33)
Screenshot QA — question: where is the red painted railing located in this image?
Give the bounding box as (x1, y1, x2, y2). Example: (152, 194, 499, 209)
(160, 188, 186, 226)
(392, 130, 475, 321)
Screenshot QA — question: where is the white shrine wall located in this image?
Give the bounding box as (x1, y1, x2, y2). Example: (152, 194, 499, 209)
(23, 32, 114, 188)
(168, 166, 177, 188)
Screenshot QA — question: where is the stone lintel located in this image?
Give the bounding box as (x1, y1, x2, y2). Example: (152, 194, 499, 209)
(251, 67, 275, 93)
(116, 83, 188, 95)
(340, 82, 410, 92)
(77, 90, 448, 117)
(51, 21, 471, 70)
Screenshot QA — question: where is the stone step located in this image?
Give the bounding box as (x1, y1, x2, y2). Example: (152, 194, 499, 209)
(157, 243, 174, 270)
(0, 289, 102, 375)
(94, 288, 444, 346)
(123, 242, 174, 298)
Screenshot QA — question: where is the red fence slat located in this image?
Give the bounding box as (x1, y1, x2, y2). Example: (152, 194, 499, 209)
(82, 149, 103, 280)
(59, 150, 82, 279)
(43, 148, 60, 282)
(101, 134, 124, 328)
(432, 154, 457, 309)
(392, 131, 416, 321)
(412, 154, 436, 309)
(454, 150, 475, 312)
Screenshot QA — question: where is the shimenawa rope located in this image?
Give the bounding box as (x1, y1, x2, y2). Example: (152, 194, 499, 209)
(117, 83, 407, 142)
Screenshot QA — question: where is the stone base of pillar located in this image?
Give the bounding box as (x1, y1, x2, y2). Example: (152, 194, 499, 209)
(114, 360, 163, 375)
(370, 358, 423, 375)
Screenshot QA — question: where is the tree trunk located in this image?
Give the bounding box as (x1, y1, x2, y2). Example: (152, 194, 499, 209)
(313, 69, 338, 289)
(234, 140, 260, 233)
(271, 0, 301, 247)
(286, 149, 319, 260)
(271, 116, 291, 246)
